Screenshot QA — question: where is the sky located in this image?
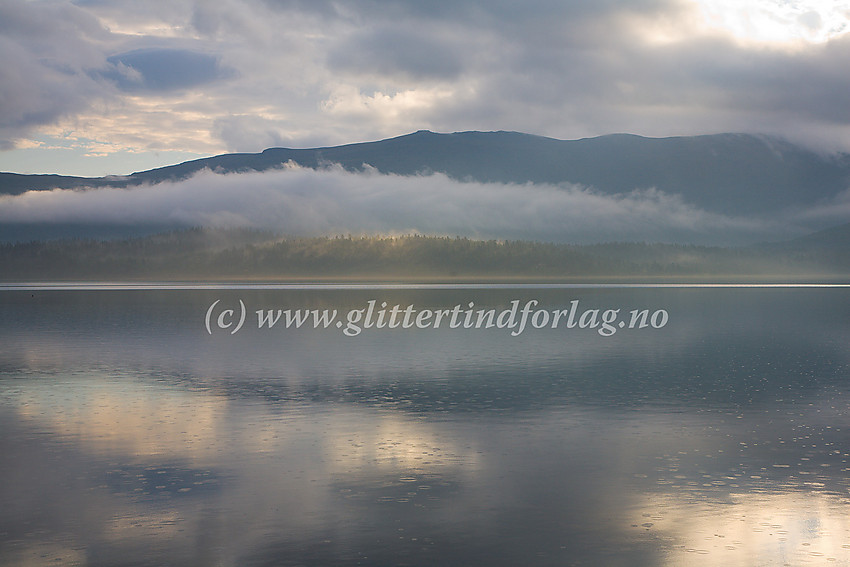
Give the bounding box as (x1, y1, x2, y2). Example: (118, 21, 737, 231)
(2, 0, 850, 177)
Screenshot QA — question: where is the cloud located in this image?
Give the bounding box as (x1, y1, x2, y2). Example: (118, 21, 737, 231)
(104, 48, 232, 92)
(0, 1, 234, 152)
(212, 115, 293, 153)
(3, 0, 850, 168)
(0, 1, 113, 148)
(0, 165, 825, 245)
(327, 28, 466, 80)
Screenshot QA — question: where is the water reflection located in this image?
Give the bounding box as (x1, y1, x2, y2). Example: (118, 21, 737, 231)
(634, 491, 850, 565)
(1, 288, 850, 565)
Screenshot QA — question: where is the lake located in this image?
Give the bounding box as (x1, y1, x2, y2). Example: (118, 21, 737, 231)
(1, 285, 849, 566)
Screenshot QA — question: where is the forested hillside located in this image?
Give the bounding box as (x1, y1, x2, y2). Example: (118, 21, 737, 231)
(2, 228, 846, 281)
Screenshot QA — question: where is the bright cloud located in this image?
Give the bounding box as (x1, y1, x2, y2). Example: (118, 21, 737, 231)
(693, 0, 850, 43)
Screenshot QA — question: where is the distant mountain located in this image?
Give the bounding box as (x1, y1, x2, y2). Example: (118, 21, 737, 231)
(3, 130, 849, 215)
(776, 221, 850, 250)
(756, 221, 850, 270)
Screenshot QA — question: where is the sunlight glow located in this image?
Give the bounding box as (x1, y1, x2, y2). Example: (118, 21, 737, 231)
(693, 0, 850, 43)
(634, 491, 850, 565)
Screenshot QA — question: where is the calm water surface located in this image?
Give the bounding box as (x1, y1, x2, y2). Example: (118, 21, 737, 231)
(1, 287, 850, 566)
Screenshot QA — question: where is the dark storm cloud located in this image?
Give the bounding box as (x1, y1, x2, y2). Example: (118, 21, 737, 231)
(105, 48, 232, 92)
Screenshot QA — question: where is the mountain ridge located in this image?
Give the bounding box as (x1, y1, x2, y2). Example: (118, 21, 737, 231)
(3, 130, 849, 216)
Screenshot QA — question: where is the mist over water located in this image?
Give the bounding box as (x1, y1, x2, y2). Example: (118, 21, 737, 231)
(2, 165, 845, 245)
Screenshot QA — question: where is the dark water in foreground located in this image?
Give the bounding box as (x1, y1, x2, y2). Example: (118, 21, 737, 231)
(1, 286, 850, 566)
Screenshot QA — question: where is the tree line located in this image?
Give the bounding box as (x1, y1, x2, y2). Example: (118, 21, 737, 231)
(0, 228, 845, 281)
